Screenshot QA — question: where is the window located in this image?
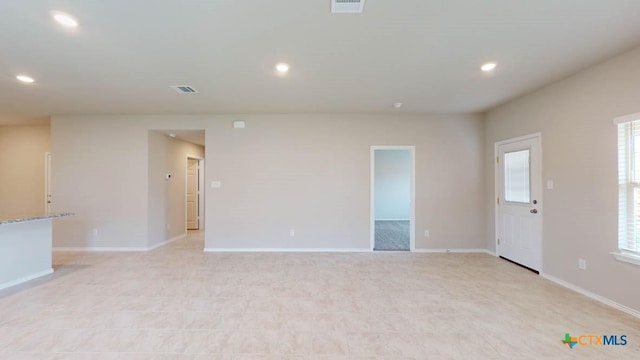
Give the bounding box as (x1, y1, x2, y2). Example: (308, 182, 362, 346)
(615, 113, 640, 265)
(504, 149, 531, 203)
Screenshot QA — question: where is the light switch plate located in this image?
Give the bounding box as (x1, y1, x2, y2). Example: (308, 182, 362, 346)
(211, 181, 221, 188)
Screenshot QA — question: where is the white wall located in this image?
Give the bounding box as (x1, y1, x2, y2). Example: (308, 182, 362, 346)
(0, 125, 50, 213)
(374, 150, 411, 220)
(484, 46, 640, 313)
(148, 131, 204, 248)
(50, 113, 484, 251)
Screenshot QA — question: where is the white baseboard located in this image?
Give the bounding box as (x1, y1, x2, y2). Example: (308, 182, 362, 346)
(541, 273, 640, 320)
(413, 248, 494, 255)
(0, 268, 54, 290)
(53, 247, 149, 252)
(53, 234, 188, 252)
(204, 247, 372, 253)
(148, 234, 186, 250)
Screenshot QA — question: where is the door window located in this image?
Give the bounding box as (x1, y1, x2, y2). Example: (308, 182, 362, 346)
(504, 149, 530, 203)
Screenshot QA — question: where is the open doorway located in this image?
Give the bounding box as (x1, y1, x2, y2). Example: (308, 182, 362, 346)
(370, 146, 415, 251)
(148, 129, 205, 250)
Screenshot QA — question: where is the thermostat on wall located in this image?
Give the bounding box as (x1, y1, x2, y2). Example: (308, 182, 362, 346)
(165, 173, 172, 180)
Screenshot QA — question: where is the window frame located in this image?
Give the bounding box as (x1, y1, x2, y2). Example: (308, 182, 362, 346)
(613, 112, 640, 266)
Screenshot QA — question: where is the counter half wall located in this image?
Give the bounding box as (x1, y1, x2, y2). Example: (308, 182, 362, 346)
(0, 213, 73, 290)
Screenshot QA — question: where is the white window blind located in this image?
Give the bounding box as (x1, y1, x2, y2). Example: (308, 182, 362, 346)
(617, 116, 640, 254)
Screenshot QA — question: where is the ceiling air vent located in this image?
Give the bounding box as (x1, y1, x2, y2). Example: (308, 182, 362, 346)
(331, 0, 365, 13)
(170, 85, 198, 94)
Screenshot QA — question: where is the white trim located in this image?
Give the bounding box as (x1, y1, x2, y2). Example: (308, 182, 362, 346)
(204, 248, 372, 253)
(413, 248, 495, 255)
(541, 273, 640, 320)
(370, 146, 416, 252)
(610, 251, 640, 266)
(613, 112, 640, 125)
(54, 234, 187, 252)
(148, 234, 186, 250)
(0, 268, 53, 290)
(53, 247, 149, 252)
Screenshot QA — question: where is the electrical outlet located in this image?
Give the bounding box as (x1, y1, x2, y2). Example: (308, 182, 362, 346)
(92, 228, 98, 237)
(424, 230, 430, 237)
(578, 258, 586, 270)
(289, 229, 295, 237)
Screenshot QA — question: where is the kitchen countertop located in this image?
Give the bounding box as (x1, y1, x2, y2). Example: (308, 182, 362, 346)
(0, 212, 74, 225)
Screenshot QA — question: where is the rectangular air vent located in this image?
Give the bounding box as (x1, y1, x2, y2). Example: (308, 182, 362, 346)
(170, 85, 198, 94)
(331, 0, 365, 13)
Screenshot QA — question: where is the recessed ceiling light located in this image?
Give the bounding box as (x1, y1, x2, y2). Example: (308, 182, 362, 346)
(16, 75, 35, 83)
(51, 11, 79, 28)
(393, 102, 403, 109)
(275, 63, 290, 74)
(169, 133, 177, 138)
(481, 62, 497, 72)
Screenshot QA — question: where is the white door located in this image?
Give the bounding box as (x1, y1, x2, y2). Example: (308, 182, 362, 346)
(186, 158, 199, 230)
(496, 134, 542, 272)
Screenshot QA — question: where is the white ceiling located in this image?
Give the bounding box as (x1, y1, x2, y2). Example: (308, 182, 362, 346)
(2, 1, 640, 125)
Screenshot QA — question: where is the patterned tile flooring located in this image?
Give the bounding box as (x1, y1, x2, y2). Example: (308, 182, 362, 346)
(0, 231, 639, 359)
(374, 221, 409, 251)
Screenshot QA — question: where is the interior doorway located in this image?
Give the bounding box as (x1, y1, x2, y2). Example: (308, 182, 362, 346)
(370, 146, 415, 251)
(186, 156, 204, 231)
(495, 133, 543, 273)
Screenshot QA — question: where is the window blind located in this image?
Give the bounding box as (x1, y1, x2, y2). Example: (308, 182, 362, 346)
(617, 115, 640, 254)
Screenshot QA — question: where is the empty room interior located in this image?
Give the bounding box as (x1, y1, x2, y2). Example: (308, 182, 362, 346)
(1, 1, 640, 358)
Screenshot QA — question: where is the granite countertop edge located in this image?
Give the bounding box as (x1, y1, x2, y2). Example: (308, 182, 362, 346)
(0, 212, 75, 225)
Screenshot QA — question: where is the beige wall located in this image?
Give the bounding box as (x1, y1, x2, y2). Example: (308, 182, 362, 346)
(206, 115, 483, 250)
(51, 113, 484, 251)
(484, 46, 640, 312)
(148, 131, 204, 247)
(51, 120, 149, 249)
(0, 125, 50, 213)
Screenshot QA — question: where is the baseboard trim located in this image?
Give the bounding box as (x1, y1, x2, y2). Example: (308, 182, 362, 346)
(0, 268, 54, 290)
(53, 234, 188, 252)
(204, 247, 372, 253)
(413, 248, 494, 255)
(53, 246, 149, 252)
(540, 273, 640, 320)
(148, 234, 186, 250)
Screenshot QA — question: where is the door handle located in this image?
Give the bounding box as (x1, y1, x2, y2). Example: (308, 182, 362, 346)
(530, 209, 538, 214)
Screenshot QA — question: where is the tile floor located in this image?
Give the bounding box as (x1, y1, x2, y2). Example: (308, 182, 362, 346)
(0, 231, 638, 359)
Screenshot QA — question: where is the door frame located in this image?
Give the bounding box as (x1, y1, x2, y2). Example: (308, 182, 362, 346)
(185, 154, 205, 231)
(494, 133, 543, 271)
(44, 152, 51, 213)
(370, 146, 416, 251)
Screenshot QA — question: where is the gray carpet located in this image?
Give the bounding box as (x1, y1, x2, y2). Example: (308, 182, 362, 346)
(374, 220, 410, 251)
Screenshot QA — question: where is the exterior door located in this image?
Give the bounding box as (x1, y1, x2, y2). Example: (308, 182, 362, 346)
(186, 158, 199, 230)
(496, 134, 542, 272)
